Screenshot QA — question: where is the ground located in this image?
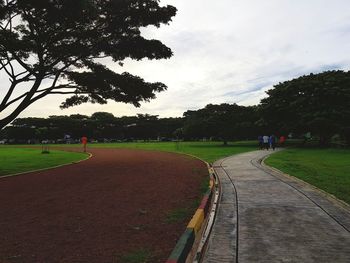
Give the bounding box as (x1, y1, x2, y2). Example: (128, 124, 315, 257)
(0, 148, 208, 263)
(265, 148, 350, 204)
(0, 147, 87, 176)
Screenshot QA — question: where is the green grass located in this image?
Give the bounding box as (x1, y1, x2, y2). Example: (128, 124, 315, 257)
(85, 140, 258, 163)
(165, 207, 192, 223)
(265, 148, 350, 204)
(0, 147, 88, 176)
(116, 249, 153, 263)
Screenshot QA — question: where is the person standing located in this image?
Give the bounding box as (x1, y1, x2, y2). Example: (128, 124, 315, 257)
(269, 135, 276, 150)
(279, 135, 286, 147)
(263, 135, 269, 150)
(258, 135, 263, 149)
(81, 136, 88, 152)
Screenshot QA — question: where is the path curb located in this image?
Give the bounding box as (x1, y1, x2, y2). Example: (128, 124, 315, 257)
(166, 164, 219, 263)
(261, 155, 350, 210)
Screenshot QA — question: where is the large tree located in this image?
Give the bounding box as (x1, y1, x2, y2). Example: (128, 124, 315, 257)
(260, 70, 350, 145)
(0, 0, 176, 129)
(183, 103, 259, 144)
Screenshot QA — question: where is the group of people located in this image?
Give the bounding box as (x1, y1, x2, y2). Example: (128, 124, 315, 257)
(258, 135, 286, 150)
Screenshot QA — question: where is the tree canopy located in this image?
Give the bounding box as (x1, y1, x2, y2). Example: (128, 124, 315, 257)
(183, 103, 259, 144)
(0, 112, 184, 142)
(260, 70, 350, 144)
(0, 0, 176, 129)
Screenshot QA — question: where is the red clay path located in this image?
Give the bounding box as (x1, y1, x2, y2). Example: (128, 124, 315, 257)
(0, 148, 208, 263)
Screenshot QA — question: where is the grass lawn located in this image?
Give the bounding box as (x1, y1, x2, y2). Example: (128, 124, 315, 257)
(86, 140, 258, 163)
(265, 148, 350, 204)
(116, 249, 153, 263)
(0, 147, 88, 176)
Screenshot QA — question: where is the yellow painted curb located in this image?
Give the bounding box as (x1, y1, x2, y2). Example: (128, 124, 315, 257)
(208, 167, 215, 175)
(187, 209, 205, 236)
(209, 179, 214, 190)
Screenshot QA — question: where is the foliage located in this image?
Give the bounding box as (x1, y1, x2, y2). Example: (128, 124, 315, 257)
(0, 112, 184, 142)
(165, 207, 192, 223)
(0, 0, 176, 129)
(265, 148, 350, 204)
(260, 70, 350, 145)
(116, 249, 153, 263)
(182, 103, 259, 144)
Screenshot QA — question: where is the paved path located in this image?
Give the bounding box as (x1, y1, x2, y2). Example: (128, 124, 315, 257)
(203, 150, 350, 263)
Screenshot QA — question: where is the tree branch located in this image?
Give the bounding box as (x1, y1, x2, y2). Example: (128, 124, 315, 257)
(15, 70, 30, 79)
(0, 80, 17, 110)
(50, 91, 77, 95)
(0, 59, 15, 79)
(0, 59, 10, 71)
(8, 49, 34, 74)
(1, 90, 26, 110)
(0, 78, 43, 128)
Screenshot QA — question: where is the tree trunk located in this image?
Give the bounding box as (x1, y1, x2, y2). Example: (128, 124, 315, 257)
(0, 77, 43, 130)
(319, 135, 330, 147)
(0, 119, 8, 131)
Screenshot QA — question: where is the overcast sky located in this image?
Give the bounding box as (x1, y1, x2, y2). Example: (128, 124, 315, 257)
(2, 0, 350, 118)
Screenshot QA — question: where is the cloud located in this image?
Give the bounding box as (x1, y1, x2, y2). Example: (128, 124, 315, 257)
(2, 0, 350, 119)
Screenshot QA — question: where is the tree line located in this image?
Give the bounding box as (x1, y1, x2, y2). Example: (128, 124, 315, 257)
(0, 70, 349, 146)
(0, 113, 183, 143)
(184, 70, 350, 146)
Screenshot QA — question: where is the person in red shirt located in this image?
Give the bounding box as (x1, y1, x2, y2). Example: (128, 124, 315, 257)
(279, 135, 286, 146)
(81, 136, 88, 152)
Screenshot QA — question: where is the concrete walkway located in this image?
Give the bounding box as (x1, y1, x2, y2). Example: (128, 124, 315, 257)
(203, 150, 350, 263)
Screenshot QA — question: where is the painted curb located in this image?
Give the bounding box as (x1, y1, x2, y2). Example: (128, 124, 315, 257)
(199, 189, 213, 216)
(261, 155, 350, 210)
(166, 229, 195, 263)
(187, 209, 205, 236)
(166, 163, 218, 263)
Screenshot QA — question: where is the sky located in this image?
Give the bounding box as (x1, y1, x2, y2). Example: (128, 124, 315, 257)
(2, 0, 350, 118)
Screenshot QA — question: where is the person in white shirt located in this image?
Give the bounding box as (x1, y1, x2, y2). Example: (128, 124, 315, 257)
(263, 135, 269, 150)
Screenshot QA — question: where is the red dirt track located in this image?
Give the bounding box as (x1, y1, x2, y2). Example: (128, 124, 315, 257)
(0, 148, 207, 263)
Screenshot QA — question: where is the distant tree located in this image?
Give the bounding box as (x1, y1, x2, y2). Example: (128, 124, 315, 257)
(183, 103, 258, 144)
(90, 112, 118, 139)
(183, 108, 214, 140)
(91, 112, 114, 121)
(47, 115, 81, 138)
(157, 117, 184, 138)
(342, 127, 350, 146)
(260, 70, 350, 145)
(11, 117, 47, 128)
(2, 117, 44, 141)
(125, 114, 157, 140)
(0, 0, 176, 129)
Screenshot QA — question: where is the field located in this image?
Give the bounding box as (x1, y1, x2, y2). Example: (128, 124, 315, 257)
(265, 148, 350, 204)
(0, 147, 87, 176)
(0, 141, 258, 177)
(83, 140, 258, 163)
(0, 141, 258, 262)
(0, 148, 208, 263)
